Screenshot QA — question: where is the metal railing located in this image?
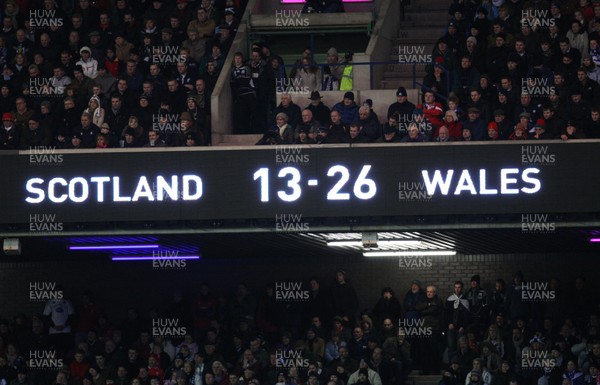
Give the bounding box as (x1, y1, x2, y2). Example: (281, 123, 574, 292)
(282, 61, 451, 93)
(282, 61, 397, 90)
(412, 63, 451, 103)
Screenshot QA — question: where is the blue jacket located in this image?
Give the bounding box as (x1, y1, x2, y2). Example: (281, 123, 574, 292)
(333, 101, 359, 126)
(463, 118, 487, 141)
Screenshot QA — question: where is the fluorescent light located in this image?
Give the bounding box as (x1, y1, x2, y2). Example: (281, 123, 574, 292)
(363, 250, 456, 257)
(111, 255, 200, 261)
(69, 244, 160, 250)
(590, 238, 600, 243)
(327, 240, 422, 247)
(327, 241, 363, 247)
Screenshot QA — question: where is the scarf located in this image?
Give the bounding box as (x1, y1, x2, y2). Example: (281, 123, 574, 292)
(447, 293, 470, 310)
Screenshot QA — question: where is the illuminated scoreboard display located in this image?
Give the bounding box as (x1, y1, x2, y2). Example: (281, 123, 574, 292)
(1, 142, 599, 225)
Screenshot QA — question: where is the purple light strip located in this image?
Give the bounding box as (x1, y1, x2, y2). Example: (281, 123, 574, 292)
(111, 255, 200, 261)
(69, 244, 160, 250)
(590, 238, 600, 243)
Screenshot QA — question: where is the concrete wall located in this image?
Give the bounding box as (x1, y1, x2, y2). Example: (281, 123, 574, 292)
(277, 89, 420, 124)
(211, 24, 248, 144)
(364, 0, 400, 89)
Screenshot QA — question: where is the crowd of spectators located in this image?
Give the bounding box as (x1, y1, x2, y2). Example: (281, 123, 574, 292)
(1, 271, 599, 385)
(254, 0, 600, 143)
(255, 84, 600, 144)
(417, 0, 600, 142)
(231, 44, 355, 136)
(5, 0, 600, 147)
(0, 0, 247, 149)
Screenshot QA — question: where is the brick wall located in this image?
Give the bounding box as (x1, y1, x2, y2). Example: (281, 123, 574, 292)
(1, 252, 596, 323)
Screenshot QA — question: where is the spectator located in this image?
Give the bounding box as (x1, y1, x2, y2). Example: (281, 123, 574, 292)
(424, 63, 450, 98)
(306, 91, 331, 125)
(357, 106, 380, 142)
(0, 112, 19, 149)
(296, 126, 316, 144)
(567, 21, 590, 61)
(295, 109, 321, 139)
(439, 110, 462, 139)
(387, 87, 415, 124)
(328, 110, 349, 143)
(294, 58, 320, 93)
(576, 67, 600, 103)
(491, 110, 512, 139)
(85, 96, 106, 128)
(560, 120, 586, 140)
(530, 120, 554, 139)
(50, 64, 73, 95)
(272, 93, 302, 130)
(486, 33, 511, 83)
(513, 94, 542, 131)
(323, 48, 345, 90)
(12, 97, 33, 132)
(20, 115, 52, 149)
(431, 37, 456, 77)
(372, 288, 402, 330)
(508, 123, 528, 139)
(188, 7, 216, 40)
(416, 286, 444, 375)
(347, 365, 381, 385)
(434, 125, 454, 141)
(273, 112, 294, 144)
(566, 87, 592, 129)
(463, 108, 487, 141)
(77, 46, 99, 79)
(330, 270, 358, 328)
(347, 328, 369, 361)
(332, 92, 359, 126)
(224, 7, 240, 31)
(346, 122, 369, 143)
(454, 56, 481, 102)
(248, 47, 275, 131)
(324, 332, 347, 364)
(466, 275, 489, 337)
(417, 91, 444, 136)
(493, 90, 515, 123)
(446, 96, 464, 121)
(376, 124, 401, 143)
(382, 330, 412, 385)
(446, 281, 471, 357)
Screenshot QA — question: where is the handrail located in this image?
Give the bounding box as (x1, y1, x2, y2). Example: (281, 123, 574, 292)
(413, 64, 451, 103)
(281, 60, 444, 92)
(414, 81, 448, 103)
(282, 60, 399, 89)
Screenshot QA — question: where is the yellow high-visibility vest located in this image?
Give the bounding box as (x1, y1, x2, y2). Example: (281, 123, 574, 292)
(340, 65, 353, 91)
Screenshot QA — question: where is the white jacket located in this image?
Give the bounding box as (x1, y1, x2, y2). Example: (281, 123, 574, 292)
(347, 368, 382, 385)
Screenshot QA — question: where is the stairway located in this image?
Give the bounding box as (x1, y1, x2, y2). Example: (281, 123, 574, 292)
(408, 374, 441, 385)
(379, 2, 450, 90)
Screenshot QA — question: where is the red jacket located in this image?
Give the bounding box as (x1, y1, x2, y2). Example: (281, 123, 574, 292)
(104, 58, 120, 78)
(418, 102, 444, 130)
(434, 120, 462, 139)
(148, 366, 164, 381)
(69, 361, 90, 380)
